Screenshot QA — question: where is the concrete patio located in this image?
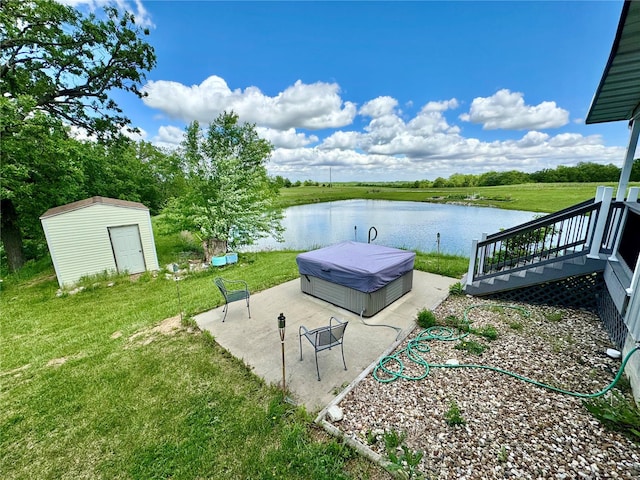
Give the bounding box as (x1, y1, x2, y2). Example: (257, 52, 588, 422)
(195, 271, 457, 412)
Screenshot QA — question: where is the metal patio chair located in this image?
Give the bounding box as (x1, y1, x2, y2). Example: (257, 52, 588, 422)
(214, 277, 250, 322)
(299, 316, 348, 381)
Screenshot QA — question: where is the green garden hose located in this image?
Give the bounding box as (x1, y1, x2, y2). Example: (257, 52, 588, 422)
(373, 303, 639, 399)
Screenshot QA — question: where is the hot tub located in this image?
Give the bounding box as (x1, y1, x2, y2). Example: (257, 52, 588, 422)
(296, 241, 415, 317)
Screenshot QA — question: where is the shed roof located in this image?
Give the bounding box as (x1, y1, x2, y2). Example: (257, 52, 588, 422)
(586, 0, 640, 124)
(40, 196, 148, 220)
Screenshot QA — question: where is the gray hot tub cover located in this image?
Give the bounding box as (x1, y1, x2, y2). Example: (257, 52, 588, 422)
(296, 241, 415, 293)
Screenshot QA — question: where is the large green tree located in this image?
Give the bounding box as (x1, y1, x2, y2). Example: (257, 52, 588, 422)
(134, 141, 188, 210)
(1, 0, 156, 271)
(162, 112, 283, 262)
(78, 137, 183, 215)
(0, 104, 87, 266)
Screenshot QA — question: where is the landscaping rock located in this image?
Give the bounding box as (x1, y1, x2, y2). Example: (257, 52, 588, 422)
(335, 297, 638, 479)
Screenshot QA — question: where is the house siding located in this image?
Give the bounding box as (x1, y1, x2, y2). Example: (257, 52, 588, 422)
(626, 283, 640, 339)
(623, 272, 640, 405)
(41, 203, 159, 287)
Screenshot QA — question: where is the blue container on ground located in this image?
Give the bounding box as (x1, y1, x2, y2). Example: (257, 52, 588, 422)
(226, 252, 238, 264)
(212, 256, 227, 267)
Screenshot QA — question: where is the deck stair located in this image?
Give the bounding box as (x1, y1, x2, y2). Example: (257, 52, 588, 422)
(464, 195, 624, 297)
(464, 254, 605, 296)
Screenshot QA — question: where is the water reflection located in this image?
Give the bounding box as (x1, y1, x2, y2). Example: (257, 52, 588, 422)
(246, 199, 537, 255)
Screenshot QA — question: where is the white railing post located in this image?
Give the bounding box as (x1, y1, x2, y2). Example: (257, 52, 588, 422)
(585, 186, 605, 250)
(588, 186, 614, 259)
(627, 187, 639, 202)
(477, 233, 488, 274)
(467, 239, 478, 285)
(594, 185, 606, 203)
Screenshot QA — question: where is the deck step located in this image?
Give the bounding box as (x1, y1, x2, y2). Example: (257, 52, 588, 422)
(464, 255, 605, 296)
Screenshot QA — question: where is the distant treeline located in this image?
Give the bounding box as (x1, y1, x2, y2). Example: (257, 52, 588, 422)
(275, 160, 640, 188)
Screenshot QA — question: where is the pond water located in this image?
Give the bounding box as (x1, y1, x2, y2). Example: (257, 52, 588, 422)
(245, 199, 537, 256)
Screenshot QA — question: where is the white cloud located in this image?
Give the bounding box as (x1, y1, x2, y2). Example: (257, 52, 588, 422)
(359, 96, 398, 118)
(268, 147, 405, 180)
(407, 100, 461, 136)
(365, 133, 447, 157)
(150, 125, 184, 150)
(256, 127, 319, 149)
(265, 126, 624, 181)
(459, 89, 569, 130)
(319, 131, 361, 150)
(121, 125, 147, 142)
(142, 78, 624, 181)
(362, 114, 407, 145)
(66, 124, 146, 142)
(59, 0, 154, 28)
(142, 76, 357, 130)
(67, 125, 97, 142)
(517, 131, 550, 147)
(149, 123, 319, 151)
(549, 133, 601, 147)
(421, 99, 459, 113)
(355, 97, 461, 156)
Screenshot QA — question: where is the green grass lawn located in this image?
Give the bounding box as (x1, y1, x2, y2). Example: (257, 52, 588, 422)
(275, 182, 637, 213)
(1, 224, 466, 479)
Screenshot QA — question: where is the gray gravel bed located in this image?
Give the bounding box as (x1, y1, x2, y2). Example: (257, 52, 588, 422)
(334, 296, 639, 479)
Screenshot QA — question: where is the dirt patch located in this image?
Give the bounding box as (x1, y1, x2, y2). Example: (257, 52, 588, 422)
(126, 315, 193, 348)
(1, 364, 31, 377)
(47, 357, 68, 367)
(151, 315, 183, 335)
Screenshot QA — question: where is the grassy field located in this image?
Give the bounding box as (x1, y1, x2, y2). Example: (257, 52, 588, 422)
(275, 182, 637, 213)
(0, 225, 466, 479)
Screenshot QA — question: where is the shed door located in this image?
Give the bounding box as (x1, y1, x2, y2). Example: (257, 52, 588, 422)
(109, 225, 146, 274)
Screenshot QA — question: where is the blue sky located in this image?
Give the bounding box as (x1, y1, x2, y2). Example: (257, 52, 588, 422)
(66, 1, 633, 182)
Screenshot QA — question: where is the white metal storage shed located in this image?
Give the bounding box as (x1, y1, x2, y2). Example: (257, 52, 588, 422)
(40, 196, 160, 287)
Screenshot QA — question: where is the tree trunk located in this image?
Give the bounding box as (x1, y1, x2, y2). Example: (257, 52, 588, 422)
(1, 198, 25, 272)
(202, 237, 228, 263)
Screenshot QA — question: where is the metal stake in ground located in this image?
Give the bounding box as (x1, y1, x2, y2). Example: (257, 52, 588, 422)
(278, 313, 286, 392)
(437, 232, 441, 272)
(173, 263, 183, 323)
